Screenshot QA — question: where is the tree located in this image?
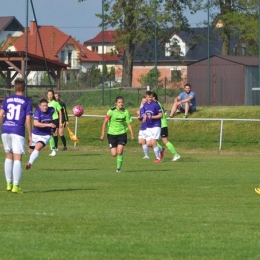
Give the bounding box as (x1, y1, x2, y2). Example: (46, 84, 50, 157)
(138, 67, 161, 88)
(79, 0, 198, 87)
(200, 0, 259, 55)
(109, 66, 115, 81)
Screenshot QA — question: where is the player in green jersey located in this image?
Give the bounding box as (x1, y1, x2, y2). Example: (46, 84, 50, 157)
(100, 96, 134, 172)
(47, 90, 62, 156)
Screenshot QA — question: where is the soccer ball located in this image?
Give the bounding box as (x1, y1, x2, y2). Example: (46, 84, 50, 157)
(72, 105, 84, 117)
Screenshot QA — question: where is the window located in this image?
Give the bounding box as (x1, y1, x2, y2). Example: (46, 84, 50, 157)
(92, 46, 98, 53)
(242, 46, 246, 55)
(60, 50, 65, 63)
(171, 70, 181, 82)
(68, 51, 72, 66)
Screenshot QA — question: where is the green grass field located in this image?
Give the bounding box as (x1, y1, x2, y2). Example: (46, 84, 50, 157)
(1, 147, 260, 259)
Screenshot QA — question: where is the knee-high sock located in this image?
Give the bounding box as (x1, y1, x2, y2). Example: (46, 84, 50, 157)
(29, 150, 39, 165)
(5, 158, 13, 184)
(13, 160, 22, 186)
(117, 154, 123, 169)
(153, 146, 160, 159)
(142, 144, 149, 157)
(60, 135, 66, 147)
(166, 141, 178, 156)
(49, 136, 55, 150)
(54, 136, 58, 148)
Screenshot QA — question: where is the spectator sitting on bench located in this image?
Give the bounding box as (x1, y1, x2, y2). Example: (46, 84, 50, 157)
(169, 83, 196, 118)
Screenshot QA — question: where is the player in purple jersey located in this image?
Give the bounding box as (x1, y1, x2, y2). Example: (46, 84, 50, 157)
(25, 99, 56, 170)
(140, 91, 162, 163)
(0, 78, 32, 194)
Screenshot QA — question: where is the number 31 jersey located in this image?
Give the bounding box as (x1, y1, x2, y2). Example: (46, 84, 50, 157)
(1, 94, 33, 137)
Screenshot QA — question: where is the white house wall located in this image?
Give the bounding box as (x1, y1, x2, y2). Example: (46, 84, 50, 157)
(86, 44, 115, 55)
(0, 31, 23, 46)
(165, 34, 189, 57)
(58, 45, 80, 69)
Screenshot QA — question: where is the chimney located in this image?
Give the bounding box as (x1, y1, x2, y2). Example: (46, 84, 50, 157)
(30, 20, 37, 35)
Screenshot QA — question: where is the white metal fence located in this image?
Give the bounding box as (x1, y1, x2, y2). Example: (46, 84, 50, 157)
(69, 114, 260, 150)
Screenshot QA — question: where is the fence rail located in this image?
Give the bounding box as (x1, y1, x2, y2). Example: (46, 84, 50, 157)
(68, 114, 260, 150)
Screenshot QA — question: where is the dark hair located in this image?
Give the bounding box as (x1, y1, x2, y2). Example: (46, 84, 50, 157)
(184, 83, 191, 88)
(39, 98, 48, 104)
(152, 92, 158, 101)
(146, 90, 153, 96)
(115, 96, 124, 102)
(47, 89, 56, 100)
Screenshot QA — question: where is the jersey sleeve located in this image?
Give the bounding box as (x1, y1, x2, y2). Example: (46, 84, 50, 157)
(33, 108, 40, 121)
(106, 109, 113, 117)
(139, 106, 145, 117)
(179, 92, 184, 100)
(2, 98, 7, 112)
(26, 100, 33, 116)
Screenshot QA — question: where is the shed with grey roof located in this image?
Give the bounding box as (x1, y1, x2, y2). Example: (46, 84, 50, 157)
(187, 55, 259, 105)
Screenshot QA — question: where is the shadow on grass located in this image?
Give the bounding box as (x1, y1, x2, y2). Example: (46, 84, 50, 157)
(163, 156, 200, 162)
(39, 168, 99, 172)
(68, 153, 101, 157)
(126, 169, 173, 173)
(24, 188, 97, 193)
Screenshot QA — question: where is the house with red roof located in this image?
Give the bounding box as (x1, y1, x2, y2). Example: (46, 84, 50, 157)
(84, 30, 123, 82)
(85, 28, 247, 88)
(0, 16, 24, 46)
(1, 20, 102, 84)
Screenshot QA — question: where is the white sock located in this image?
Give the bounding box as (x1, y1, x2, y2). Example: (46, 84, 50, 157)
(142, 144, 149, 157)
(5, 158, 13, 184)
(29, 150, 39, 165)
(13, 160, 22, 186)
(153, 146, 160, 160)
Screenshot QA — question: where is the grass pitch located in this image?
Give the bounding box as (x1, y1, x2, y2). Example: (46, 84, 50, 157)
(1, 148, 260, 259)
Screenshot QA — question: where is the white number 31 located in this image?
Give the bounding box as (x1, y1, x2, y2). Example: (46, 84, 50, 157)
(6, 104, 21, 120)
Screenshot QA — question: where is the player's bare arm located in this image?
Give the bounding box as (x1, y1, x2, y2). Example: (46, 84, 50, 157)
(151, 112, 162, 119)
(128, 124, 134, 140)
(0, 109, 5, 125)
(26, 115, 32, 145)
(100, 118, 109, 141)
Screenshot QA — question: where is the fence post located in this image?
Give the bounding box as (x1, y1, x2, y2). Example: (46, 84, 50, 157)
(219, 119, 224, 150)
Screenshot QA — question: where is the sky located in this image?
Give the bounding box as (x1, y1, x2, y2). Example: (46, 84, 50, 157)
(1, 0, 207, 44)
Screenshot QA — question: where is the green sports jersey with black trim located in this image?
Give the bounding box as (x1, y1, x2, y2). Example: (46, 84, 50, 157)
(107, 107, 132, 135)
(48, 100, 62, 120)
(157, 101, 168, 128)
